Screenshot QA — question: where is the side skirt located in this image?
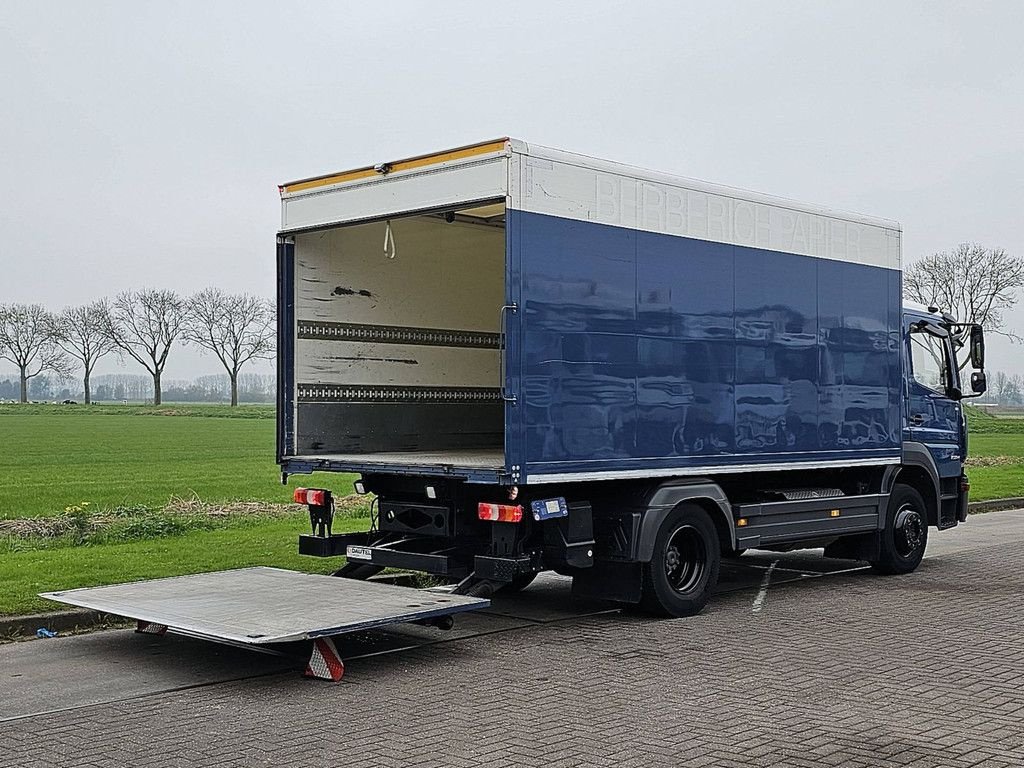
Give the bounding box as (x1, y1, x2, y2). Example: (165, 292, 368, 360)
(732, 493, 887, 550)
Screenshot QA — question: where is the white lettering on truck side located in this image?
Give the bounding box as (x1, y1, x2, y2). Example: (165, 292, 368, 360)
(587, 169, 887, 268)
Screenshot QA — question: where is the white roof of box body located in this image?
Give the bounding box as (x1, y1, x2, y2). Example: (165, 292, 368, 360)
(280, 138, 901, 270)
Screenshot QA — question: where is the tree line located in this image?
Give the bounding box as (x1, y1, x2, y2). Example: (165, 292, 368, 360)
(988, 371, 1024, 406)
(0, 372, 277, 404)
(0, 289, 274, 406)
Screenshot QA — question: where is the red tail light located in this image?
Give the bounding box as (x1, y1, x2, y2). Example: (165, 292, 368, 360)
(294, 488, 328, 506)
(478, 502, 523, 523)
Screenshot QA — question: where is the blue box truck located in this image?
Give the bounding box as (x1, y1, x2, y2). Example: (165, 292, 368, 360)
(278, 138, 989, 617)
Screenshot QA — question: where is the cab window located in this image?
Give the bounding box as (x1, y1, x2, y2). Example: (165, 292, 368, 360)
(909, 329, 948, 393)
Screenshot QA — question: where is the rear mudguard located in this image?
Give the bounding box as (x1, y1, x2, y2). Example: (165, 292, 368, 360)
(634, 480, 734, 562)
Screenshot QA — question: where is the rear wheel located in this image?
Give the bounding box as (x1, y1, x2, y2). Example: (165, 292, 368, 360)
(639, 505, 720, 617)
(871, 484, 929, 575)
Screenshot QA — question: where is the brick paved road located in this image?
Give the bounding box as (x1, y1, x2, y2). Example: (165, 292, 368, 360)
(2, 511, 1024, 767)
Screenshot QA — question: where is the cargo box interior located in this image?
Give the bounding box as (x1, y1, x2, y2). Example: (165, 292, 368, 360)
(290, 201, 507, 471)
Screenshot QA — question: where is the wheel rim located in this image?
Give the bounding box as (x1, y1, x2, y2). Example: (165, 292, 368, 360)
(664, 525, 708, 594)
(894, 504, 925, 557)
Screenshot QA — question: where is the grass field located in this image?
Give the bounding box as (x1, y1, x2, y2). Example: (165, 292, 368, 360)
(0, 405, 354, 518)
(965, 434, 1024, 501)
(0, 512, 368, 617)
(0, 404, 364, 616)
(963, 406, 1024, 500)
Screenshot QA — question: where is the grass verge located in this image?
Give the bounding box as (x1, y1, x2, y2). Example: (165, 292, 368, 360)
(966, 432, 1024, 501)
(0, 513, 369, 617)
(0, 494, 370, 551)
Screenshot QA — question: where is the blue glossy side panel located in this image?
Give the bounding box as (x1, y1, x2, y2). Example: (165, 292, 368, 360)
(514, 209, 901, 477)
(732, 246, 819, 454)
(637, 237, 735, 457)
(519, 214, 637, 461)
(818, 260, 902, 453)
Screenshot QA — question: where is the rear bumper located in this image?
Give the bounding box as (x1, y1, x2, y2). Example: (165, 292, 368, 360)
(299, 534, 537, 584)
(298, 532, 367, 557)
(298, 533, 467, 578)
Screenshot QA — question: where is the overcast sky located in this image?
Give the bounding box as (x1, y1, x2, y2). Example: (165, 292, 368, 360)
(1, 1, 1022, 379)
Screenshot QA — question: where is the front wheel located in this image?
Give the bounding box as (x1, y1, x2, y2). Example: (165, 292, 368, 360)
(871, 484, 929, 575)
(639, 505, 721, 617)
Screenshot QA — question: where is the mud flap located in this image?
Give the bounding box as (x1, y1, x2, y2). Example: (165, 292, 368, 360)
(571, 561, 642, 604)
(824, 532, 881, 562)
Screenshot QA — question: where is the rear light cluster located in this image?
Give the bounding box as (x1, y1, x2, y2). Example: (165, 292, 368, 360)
(478, 502, 523, 523)
(294, 487, 330, 506)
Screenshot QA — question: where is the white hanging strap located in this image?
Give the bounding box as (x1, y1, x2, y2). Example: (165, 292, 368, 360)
(383, 220, 396, 259)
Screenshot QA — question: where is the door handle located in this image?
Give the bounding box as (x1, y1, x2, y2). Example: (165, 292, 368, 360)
(499, 303, 518, 405)
(910, 413, 925, 426)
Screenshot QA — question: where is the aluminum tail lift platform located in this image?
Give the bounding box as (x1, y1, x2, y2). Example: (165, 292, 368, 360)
(40, 567, 489, 682)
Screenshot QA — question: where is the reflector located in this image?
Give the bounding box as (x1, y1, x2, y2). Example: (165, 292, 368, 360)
(294, 488, 330, 506)
(478, 503, 523, 523)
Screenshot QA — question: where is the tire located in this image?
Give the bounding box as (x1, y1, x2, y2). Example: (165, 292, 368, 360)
(871, 484, 929, 575)
(496, 571, 539, 595)
(639, 504, 721, 617)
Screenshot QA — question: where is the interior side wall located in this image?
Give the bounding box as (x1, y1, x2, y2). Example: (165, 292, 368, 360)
(293, 215, 505, 454)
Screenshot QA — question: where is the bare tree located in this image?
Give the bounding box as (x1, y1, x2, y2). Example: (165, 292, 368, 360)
(103, 289, 185, 406)
(53, 300, 117, 405)
(183, 288, 275, 406)
(904, 243, 1024, 369)
(991, 370, 1009, 404)
(0, 303, 73, 402)
(1010, 374, 1024, 406)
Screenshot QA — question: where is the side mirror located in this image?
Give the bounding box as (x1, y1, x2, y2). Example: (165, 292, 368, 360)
(971, 371, 987, 395)
(970, 325, 985, 369)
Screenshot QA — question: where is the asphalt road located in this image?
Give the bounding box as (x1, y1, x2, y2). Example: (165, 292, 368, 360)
(2, 510, 1023, 767)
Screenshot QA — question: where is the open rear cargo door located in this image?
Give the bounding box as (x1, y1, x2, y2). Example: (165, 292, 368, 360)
(277, 140, 522, 483)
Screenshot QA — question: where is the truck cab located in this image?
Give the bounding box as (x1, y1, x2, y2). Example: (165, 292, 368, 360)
(902, 303, 986, 529)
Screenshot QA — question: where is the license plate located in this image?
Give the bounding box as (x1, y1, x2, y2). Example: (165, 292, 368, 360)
(346, 545, 373, 561)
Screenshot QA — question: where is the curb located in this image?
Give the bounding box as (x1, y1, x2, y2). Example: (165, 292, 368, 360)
(0, 609, 126, 641)
(967, 497, 1024, 514)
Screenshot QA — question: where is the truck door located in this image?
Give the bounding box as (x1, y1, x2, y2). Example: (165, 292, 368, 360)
(906, 319, 963, 480)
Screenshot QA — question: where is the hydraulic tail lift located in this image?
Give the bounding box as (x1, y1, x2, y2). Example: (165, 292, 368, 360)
(41, 568, 488, 681)
(40, 492, 489, 681)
